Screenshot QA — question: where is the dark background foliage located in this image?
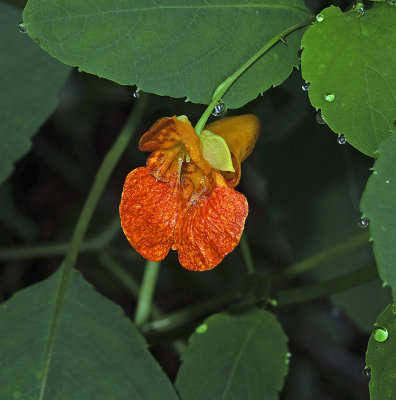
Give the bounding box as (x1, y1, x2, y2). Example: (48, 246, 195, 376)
(0, 1, 385, 399)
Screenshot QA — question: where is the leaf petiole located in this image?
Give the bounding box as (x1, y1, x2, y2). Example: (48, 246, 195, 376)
(194, 17, 314, 134)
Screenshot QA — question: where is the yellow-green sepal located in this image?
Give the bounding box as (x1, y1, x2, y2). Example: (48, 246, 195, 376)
(199, 130, 235, 172)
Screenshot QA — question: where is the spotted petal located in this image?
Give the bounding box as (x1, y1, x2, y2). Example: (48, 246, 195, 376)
(120, 167, 181, 261)
(173, 177, 248, 271)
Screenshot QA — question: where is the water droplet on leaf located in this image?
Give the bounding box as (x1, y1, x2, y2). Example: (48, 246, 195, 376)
(316, 14, 324, 22)
(132, 89, 141, 99)
(195, 323, 208, 334)
(358, 217, 369, 229)
(386, 179, 390, 184)
(316, 110, 326, 125)
(212, 99, 226, 116)
(373, 326, 388, 342)
(362, 366, 371, 380)
(325, 93, 335, 102)
(355, 2, 365, 15)
(337, 134, 347, 145)
(301, 82, 310, 91)
(18, 23, 27, 33)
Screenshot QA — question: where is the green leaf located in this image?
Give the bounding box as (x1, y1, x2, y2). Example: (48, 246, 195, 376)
(175, 308, 289, 400)
(0, 267, 179, 400)
(0, 2, 70, 184)
(301, 4, 396, 157)
(366, 304, 396, 400)
(361, 133, 396, 301)
(200, 130, 235, 172)
(22, 0, 312, 109)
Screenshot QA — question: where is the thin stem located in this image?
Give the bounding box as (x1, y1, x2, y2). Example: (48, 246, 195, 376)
(194, 17, 314, 134)
(38, 95, 148, 400)
(0, 216, 121, 261)
(98, 251, 163, 319)
(135, 261, 161, 326)
(240, 233, 255, 274)
(276, 263, 378, 306)
(269, 231, 370, 284)
(142, 290, 239, 334)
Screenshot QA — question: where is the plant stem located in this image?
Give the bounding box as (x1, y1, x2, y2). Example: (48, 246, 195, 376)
(276, 263, 378, 306)
(240, 233, 255, 274)
(142, 290, 239, 334)
(98, 251, 163, 319)
(269, 231, 370, 284)
(135, 261, 161, 326)
(194, 17, 314, 134)
(143, 232, 372, 334)
(38, 95, 148, 400)
(0, 216, 121, 261)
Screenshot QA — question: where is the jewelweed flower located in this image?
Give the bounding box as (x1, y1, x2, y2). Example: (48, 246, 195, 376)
(119, 114, 260, 271)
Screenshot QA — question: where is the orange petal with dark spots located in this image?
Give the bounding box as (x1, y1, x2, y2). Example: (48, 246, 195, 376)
(119, 167, 181, 261)
(173, 177, 248, 271)
(139, 117, 182, 151)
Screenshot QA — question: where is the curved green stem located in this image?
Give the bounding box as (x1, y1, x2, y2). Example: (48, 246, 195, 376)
(276, 263, 378, 306)
(240, 233, 255, 274)
(38, 95, 149, 400)
(194, 17, 314, 134)
(269, 231, 370, 284)
(142, 289, 239, 334)
(0, 216, 121, 261)
(135, 261, 161, 327)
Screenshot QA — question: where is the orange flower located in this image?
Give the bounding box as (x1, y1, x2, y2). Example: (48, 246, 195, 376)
(119, 114, 260, 271)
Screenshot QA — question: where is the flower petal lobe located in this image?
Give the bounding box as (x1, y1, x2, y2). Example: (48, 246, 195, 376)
(120, 167, 181, 261)
(173, 182, 248, 271)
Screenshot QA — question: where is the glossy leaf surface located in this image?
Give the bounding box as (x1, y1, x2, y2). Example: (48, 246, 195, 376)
(361, 133, 396, 301)
(301, 4, 396, 157)
(366, 304, 396, 400)
(0, 267, 179, 399)
(22, 0, 312, 108)
(176, 308, 289, 400)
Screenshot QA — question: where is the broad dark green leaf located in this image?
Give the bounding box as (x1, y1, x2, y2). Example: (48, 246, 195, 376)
(22, 0, 312, 109)
(175, 308, 289, 400)
(301, 4, 396, 157)
(366, 304, 396, 400)
(0, 267, 179, 400)
(361, 133, 396, 301)
(0, 2, 70, 184)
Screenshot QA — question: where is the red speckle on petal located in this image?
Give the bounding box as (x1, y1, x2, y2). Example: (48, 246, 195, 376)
(120, 167, 181, 261)
(173, 182, 248, 271)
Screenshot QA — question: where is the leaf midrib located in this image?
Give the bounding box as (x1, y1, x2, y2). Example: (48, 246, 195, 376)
(221, 317, 261, 400)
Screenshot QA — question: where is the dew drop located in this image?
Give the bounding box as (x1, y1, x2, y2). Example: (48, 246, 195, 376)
(325, 93, 335, 102)
(386, 179, 390, 184)
(212, 99, 226, 116)
(355, 2, 365, 15)
(301, 82, 310, 91)
(195, 323, 208, 334)
(17, 22, 27, 33)
(285, 352, 292, 364)
(362, 366, 371, 380)
(358, 217, 369, 229)
(373, 326, 388, 342)
(316, 14, 324, 22)
(132, 89, 141, 99)
(316, 110, 326, 125)
(337, 134, 347, 145)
